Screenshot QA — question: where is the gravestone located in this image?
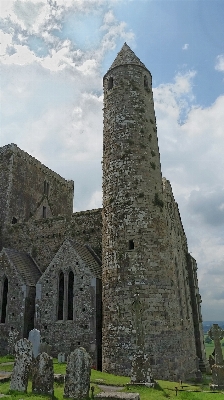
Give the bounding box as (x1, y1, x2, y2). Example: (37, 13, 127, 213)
(28, 328, 40, 358)
(208, 324, 224, 389)
(131, 351, 153, 384)
(40, 342, 51, 355)
(32, 352, 54, 396)
(64, 347, 91, 399)
(10, 338, 33, 392)
(8, 328, 19, 356)
(58, 352, 65, 363)
(208, 324, 224, 365)
(130, 294, 153, 385)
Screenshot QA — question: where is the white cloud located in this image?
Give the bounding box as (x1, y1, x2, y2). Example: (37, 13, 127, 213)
(0, 30, 13, 55)
(1, 0, 224, 320)
(1, 43, 37, 65)
(154, 71, 224, 320)
(85, 190, 102, 211)
(182, 43, 189, 50)
(215, 54, 224, 72)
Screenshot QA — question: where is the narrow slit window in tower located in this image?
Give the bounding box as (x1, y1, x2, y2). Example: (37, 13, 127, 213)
(68, 271, 74, 320)
(129, 240, 134, 250)
(58, 272, 64, 320)
(108, 77, 113, 90)
(1, 278, 8, 323)
(12, 217, 17, 224)
(44, 181, 50, 196)
(144, 75, 149, 89)
(43, 206, 46, 219)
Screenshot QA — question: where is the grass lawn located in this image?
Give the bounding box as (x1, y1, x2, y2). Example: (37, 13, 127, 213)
(0, 362, 223, 400)
(1, 353, 224, 399)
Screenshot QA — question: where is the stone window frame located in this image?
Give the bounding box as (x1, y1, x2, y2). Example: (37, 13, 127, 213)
(57, 271, 64, 321)
(43, 206, 47, 219)
(128, 239, 134, 250)
(0, 275, 8, 324)
(44, 180, 50, 197)
(67, 270, 74, 320)
(57, 269, 75, 322)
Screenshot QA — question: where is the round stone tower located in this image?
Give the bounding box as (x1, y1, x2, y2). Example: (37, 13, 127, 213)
(102, 44, 197, 380)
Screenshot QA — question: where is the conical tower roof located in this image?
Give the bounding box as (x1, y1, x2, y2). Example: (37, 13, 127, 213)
(108, 43, 148, 71)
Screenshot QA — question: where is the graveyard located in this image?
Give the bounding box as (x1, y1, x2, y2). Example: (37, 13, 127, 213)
(0, 360, 223, 399)
(0, 325, 224, 400)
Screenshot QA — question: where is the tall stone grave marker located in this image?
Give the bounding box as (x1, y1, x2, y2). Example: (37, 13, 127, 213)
(8, 328, 19, 356)
(28, 328, 41, 358)
(10, 338, 33, 392)
(131, 351, 153, 385)
(32, 352, 54, 396)
(208, 324, 224, 389)
(64, 347, 91, 399)
(130, 294, 153, 385)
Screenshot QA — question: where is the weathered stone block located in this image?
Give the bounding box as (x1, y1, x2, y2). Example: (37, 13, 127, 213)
(32, 352, 54, 396)
(10, 338, 33, 392)
(64, 347, 91, 399)
(212, 364, 224, 388)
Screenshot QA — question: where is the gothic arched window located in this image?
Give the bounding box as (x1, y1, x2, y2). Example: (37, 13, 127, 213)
(1, 277, 8, 323)
(58, 272, 64, 320)
(67, 271, 74, 320)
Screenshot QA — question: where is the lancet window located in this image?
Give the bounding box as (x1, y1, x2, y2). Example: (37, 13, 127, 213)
(1, 277, 8, 323)
(57, 270, 74, 321)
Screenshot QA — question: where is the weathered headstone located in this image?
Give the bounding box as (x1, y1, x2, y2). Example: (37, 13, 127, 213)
(8, 328, 19, 356)
(10, 338, 33, 392)
(208, 324, 224, 365)
(40, 342, 51, 355)
(58, 352, 65, 363)
(64, 347, 91, 399)
(32, 352, 54, 396)
(131, 351, 153, 384)
(130, 294, 153, 385)
(28, 328, 40, 358)
(208, 324, 224, 389)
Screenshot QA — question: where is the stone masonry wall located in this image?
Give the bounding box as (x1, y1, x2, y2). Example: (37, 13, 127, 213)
(0, 144, 74, 228)
(3, 209, 102, 271)
(0, 146, 13, 247)
(186, 254, 207, 368)
(102, 45, 198, 380)
(70, 209, 102, 259)
(35, 241, 99, 366)
(0, 253, 28, 354)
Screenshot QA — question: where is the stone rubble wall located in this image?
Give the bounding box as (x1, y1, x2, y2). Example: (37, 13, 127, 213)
(35, 241, 99, 366)
(102, 52, 198, 380)
(0, 143, 74, 229)
(2, 208, 102, 271)
(0, 146, 13, 247)
(0, 253, 28, 354)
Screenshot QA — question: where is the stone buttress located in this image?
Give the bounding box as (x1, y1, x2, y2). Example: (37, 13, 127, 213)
(102, 43, 197, 380)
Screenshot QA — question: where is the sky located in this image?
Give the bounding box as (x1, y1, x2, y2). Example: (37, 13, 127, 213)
(0, 0, 224, 321)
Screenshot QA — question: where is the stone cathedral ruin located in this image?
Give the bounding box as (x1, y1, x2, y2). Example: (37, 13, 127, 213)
(0, 44, 207, 380)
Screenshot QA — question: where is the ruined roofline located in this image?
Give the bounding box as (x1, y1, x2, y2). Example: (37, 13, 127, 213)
(162, 177, 186, 239)
(72, 208, 102, 218)
(0, 143, 74, 190)
(104, 42, 151, 78)
(1, 247, 42, 286)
